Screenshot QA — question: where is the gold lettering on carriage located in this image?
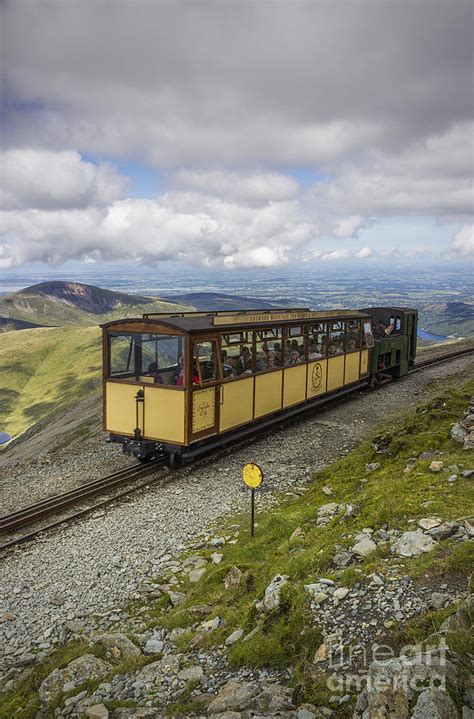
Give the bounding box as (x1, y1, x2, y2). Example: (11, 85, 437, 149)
(213, 310, 363, 326)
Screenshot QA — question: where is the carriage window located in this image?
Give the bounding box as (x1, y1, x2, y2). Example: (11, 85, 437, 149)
(327, 321, 345, 356)
(194, 340, 219, 384)
(308, 323, 327, 359)
(362, 321, 375, 348)
(346, 320, 361, 351)
(109, 333, 184, 384)
(255, 328, 282, 372)
(221, 332, 252, 378)
(284, 326, 305, 365)
(110, 334, 135, 376)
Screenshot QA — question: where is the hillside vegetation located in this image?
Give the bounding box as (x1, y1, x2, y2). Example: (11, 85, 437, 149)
(0, 326, 102, 441)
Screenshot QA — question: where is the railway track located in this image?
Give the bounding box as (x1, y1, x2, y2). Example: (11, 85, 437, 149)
(1, 344, 472, 552)
(0, 458, 170, 550)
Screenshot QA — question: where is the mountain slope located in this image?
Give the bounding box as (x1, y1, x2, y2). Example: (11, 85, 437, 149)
(0, 325, 102, 441)
(0, 281, 192, 328)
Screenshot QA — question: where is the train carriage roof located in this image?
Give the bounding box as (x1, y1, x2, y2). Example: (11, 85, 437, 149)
(102, 308, 372, 334)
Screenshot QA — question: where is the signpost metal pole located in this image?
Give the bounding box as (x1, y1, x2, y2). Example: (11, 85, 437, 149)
(242, 463, 263, 538)
(250, 488, 255, 537)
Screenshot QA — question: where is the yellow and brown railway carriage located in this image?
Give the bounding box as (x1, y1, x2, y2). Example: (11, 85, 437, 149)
(101, 308, 374, 465)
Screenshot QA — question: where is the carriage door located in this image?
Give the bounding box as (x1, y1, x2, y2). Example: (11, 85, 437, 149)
(191, 338, 220, 440)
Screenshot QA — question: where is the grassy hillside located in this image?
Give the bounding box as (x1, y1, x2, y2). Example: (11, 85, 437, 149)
(0, 326, 102, 440)
(0, 293, 191, 329)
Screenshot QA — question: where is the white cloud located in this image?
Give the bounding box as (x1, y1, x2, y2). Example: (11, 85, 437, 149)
(450, 224, 474, 257)
(172, 170, 298, 204)
(334, 215, 364, 238)
(0, 149, 127, 210)
(354, 247, 373, 259)
(0, 196, 315, 269)
(312, 123, 474, 221)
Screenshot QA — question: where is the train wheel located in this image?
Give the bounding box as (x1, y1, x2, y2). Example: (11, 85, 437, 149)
(168, 452, 181, 469)
(138, 455, 154, 464)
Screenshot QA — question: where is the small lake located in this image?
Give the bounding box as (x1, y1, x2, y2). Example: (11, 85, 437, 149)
(0, 432, 11, 445)
(417, 329, 448, 341)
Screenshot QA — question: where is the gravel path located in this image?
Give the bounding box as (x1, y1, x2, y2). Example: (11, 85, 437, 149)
(0, 355, 472, 671)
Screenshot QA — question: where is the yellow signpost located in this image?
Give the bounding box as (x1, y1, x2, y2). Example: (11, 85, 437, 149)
(243, 463, 263, 536)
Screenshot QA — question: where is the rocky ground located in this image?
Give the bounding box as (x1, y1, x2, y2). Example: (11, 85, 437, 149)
(0, 356, 473, 719)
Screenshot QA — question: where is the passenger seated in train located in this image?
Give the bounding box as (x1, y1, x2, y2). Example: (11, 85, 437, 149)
(286, 348, 301, 366)
(240, 346, 252, 373)
(256, 350, 267, 371)
(267, 350, 277, 369)
(308, 340, 321, 359)
(146, 362, 164, 383)
(174, 355, 184, 385)
(273, 342, 282, 365)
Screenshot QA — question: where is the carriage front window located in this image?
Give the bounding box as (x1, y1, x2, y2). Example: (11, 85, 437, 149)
(109, 333, 184, 385)
(193, 340, 219, 384)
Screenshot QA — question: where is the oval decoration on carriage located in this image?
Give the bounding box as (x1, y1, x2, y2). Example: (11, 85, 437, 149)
(312, 362, 323, 391)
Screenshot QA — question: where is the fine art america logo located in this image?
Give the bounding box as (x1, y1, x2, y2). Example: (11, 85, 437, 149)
(311, 363, 323, 390)
(324, 638, 449, 697)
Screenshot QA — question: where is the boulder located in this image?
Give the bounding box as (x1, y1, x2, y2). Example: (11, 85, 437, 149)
(334, 587, 349, 600)
(418, 517, 442, 530)
(85, 705, 109, 719)
(430, 593, 450, 610)
(178, 665, 204, 682)
(167, 590, 185, 606)
(352, 536, 377, 557)
(333, 551, 354, 567)
(254, 683, 295, 713)
(451, 424, 465, 443)
(256, 574, 289, 612)
(207, 680, 258, 713)
(142, 639, 164, 655)
(189, 567, 206, 583)
(365, 462, 381, 473)
(224, 566, 243, 590)
(314, 643, 327, 663)
(225, 628, 244, 646)
(391, 530, 436, 557)
(429, 461, 444, 472)
(317, 502, 340, 518)
(92, 633, 141, 658)
(39, 654, 111, 703)
(429, 523, 456, 541)
(411, 689, 459, 718)
(439, 597, 473, 633)
(289, 527, 305, 542)
(211, 552, 223, 563)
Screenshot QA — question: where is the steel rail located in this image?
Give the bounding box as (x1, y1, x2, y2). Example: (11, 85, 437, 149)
(410, 346, 473, 373)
